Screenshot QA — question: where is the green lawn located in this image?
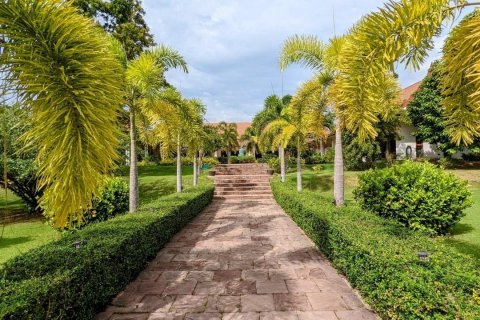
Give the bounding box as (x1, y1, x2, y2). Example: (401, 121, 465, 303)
(0, 165, 203, 265)
(285, 164, 480, 262)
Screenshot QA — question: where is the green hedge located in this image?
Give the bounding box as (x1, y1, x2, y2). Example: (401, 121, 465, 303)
(271, 179, 480, 319)
(0, 184, 214, 319)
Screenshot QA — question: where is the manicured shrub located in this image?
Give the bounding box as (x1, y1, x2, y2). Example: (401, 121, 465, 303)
(267, 157, 281, 173)
(0, 184, 214, 319)
(201, 157, 220, 166)
(354, 161, 472, 235)
(229, 155, 256, 163)
(54, 177, 129, 230)
(271, 179, 480, 319)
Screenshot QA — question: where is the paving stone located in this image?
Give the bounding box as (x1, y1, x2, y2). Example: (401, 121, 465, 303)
(335, 309, 378, 320)
(170, 295, 208, 313)
(225, 280, 257, 295)
(297, 311, 338, 320)
(213, 270, 242, 281)
(259, 311, 299, 320)
(97, 167, 376, 319)
(256, 280, 288, 294)
(163, 280, 197, 295)
(307, 292, 348, 311)
(194, 281, 226, 295)
(241, 294, 275, 312)
(186, 271, 214, 282)
(273, 293, 312, 311)
(285, 280, 320, 293)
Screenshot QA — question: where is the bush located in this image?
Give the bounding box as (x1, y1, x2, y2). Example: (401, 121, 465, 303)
(343, 134, 381, 171)
(0, 184, 214, 319)
(256, 153, 277, 164)
(312, 165, 324, 173)
(159, 158, 193, 166)
(268, 157, 281, 173)
(201, 157, 220, 166)
(323, 148, 334, 163)
(230, 155, 256, 163)
(271, 179, 480, 319)
(47, 177, 128, 230)
(354, 161, 472, 235)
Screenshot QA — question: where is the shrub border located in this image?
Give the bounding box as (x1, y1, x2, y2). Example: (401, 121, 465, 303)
(0, 184, 214, 319)
(271, 179, 480, 319)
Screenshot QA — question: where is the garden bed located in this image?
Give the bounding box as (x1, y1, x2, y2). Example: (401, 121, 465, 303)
(0, 184, 214, 319)
(271, 178, 480, 319)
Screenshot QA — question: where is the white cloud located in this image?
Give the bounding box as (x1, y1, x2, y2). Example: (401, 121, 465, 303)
(143, 0, 473, 122)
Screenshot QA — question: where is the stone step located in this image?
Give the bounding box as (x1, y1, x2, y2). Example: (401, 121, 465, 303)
(213, 194, 274, 200)
(214, 182, 270, 187)
(215, 186, 271, 192)
(214, 190, 272, 196)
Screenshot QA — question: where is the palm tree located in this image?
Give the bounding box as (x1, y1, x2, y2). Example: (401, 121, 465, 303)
(218, 122, 239, 163)
(279, 35, 347, 205)
(240, 127, 259, 158)
(0, 0, 124, 227)
(185, 99, 207, 187)
(125, 45, 187, 210)
(335, 1, 480, 145)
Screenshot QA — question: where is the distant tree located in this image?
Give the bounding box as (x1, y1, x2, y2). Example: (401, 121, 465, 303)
(251, 95, 291, 136)
(73, 0, 155, 59)
(407, 62, 458, 155)
(218, 122, 239, 163)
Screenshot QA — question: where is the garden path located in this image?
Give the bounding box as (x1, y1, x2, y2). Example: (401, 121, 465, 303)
(96, 164, 377, 320)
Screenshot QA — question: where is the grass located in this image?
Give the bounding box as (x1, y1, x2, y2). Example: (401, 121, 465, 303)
(284, 163, 480, 262)
(0, 164, 203, 265)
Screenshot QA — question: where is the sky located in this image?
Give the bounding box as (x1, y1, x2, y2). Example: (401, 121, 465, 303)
(142, 0, 470, 123)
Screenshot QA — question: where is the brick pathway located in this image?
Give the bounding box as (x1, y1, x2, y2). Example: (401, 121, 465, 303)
(96, 165, 377, 320)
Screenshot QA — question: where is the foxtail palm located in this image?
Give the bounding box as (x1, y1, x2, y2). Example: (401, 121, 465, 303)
(335, 0, 480, 145)
(280, 35, 346, 205)
(125, 45, 187, 210)
(0, 0, 124, 227)
(240, 127, 259, 158)
(218, 122, 239, 163)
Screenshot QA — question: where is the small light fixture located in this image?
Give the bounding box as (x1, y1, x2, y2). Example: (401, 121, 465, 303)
(417, 251, 430, 262)
(73, 240, 82, 250)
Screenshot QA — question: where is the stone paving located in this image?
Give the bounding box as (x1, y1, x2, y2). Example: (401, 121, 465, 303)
(96, 198, 378, 320)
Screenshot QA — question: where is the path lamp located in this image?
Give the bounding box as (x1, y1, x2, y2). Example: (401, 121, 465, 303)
(73, 240, 82, 250)
(417, 251, 430, 262)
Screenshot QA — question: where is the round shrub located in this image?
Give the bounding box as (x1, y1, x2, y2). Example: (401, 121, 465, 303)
(230, 155, 256, 163)
(268, 157, 281, 173)
(353, 161, 472, 235)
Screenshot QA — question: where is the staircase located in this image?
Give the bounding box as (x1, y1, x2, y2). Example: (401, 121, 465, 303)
(210, 163, 274, 200)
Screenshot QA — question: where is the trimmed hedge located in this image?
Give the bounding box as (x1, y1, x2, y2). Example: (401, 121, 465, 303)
(271, 179, 480, 319)
(0, 184, 214, 319)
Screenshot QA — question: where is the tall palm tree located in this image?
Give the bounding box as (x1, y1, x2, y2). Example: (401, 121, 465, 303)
(240, 127, 259, 158)
(218, 122, 239, 163)
(335, 0, 480, 145)
(0, 0, 124, 227)
(279, 35, 347, 205)
(125, 45, 187, 211)
(185, 99, 206, 187)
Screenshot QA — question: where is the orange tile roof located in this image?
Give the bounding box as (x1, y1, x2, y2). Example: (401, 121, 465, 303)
(208, 122, 252, 137)
(400, 80, 422, 109)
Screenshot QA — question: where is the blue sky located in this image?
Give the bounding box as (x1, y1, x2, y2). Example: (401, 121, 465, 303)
(143, 0, 471, 122)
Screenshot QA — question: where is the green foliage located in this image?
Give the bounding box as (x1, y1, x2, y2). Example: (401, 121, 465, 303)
(1, 0, 124, 227)
(312, 165, 324, 173)
(0, 184, 214, 319)
(251, 95, 290, 136)
(343, 132, 382, 171)
(229, 156, 256, 164)
(268, 157, 281, 173)
(55, 178, 129, 230)
(73, 0, 155, 60)
(354, 161, 472, 235)
(158, 157, 219, 166)
(271, 179, 480, 319)
(407, 62, 459, 154)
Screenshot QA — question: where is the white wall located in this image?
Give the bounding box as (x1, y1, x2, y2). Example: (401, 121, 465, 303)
(396, 125, 417, 159)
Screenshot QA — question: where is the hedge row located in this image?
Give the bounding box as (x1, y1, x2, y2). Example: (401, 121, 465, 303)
(271, 179, 480, 319)
(0, 184, 214, 319)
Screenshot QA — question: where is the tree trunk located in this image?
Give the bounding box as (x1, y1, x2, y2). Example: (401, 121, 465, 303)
(227, 148, 231, 164)
(334, 124, 344, 206)
(279, 146, 286, 183)
(144, 144, 148, 160)
(252, 145, 256, 159)
(296, 138, 302, 192)
(193, 151, 198, 186)
(129, 109, 139, 213)
(320, 139, 325, 156)
(176, 134, 182, 193)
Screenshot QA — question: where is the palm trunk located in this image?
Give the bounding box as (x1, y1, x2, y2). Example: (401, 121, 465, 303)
(129, 108, 139, 212)
(227, 148, 231, 164)
(176, 133, 182, 193)
(320, 139, 325, 156)
(193, 152, 198, 186)
(279, 146, 286, 183)
(334, 124, 344, 206)
(296, 137, 302, 192)
(252, 145, 256, 159)
(144, 144, 148, 160)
